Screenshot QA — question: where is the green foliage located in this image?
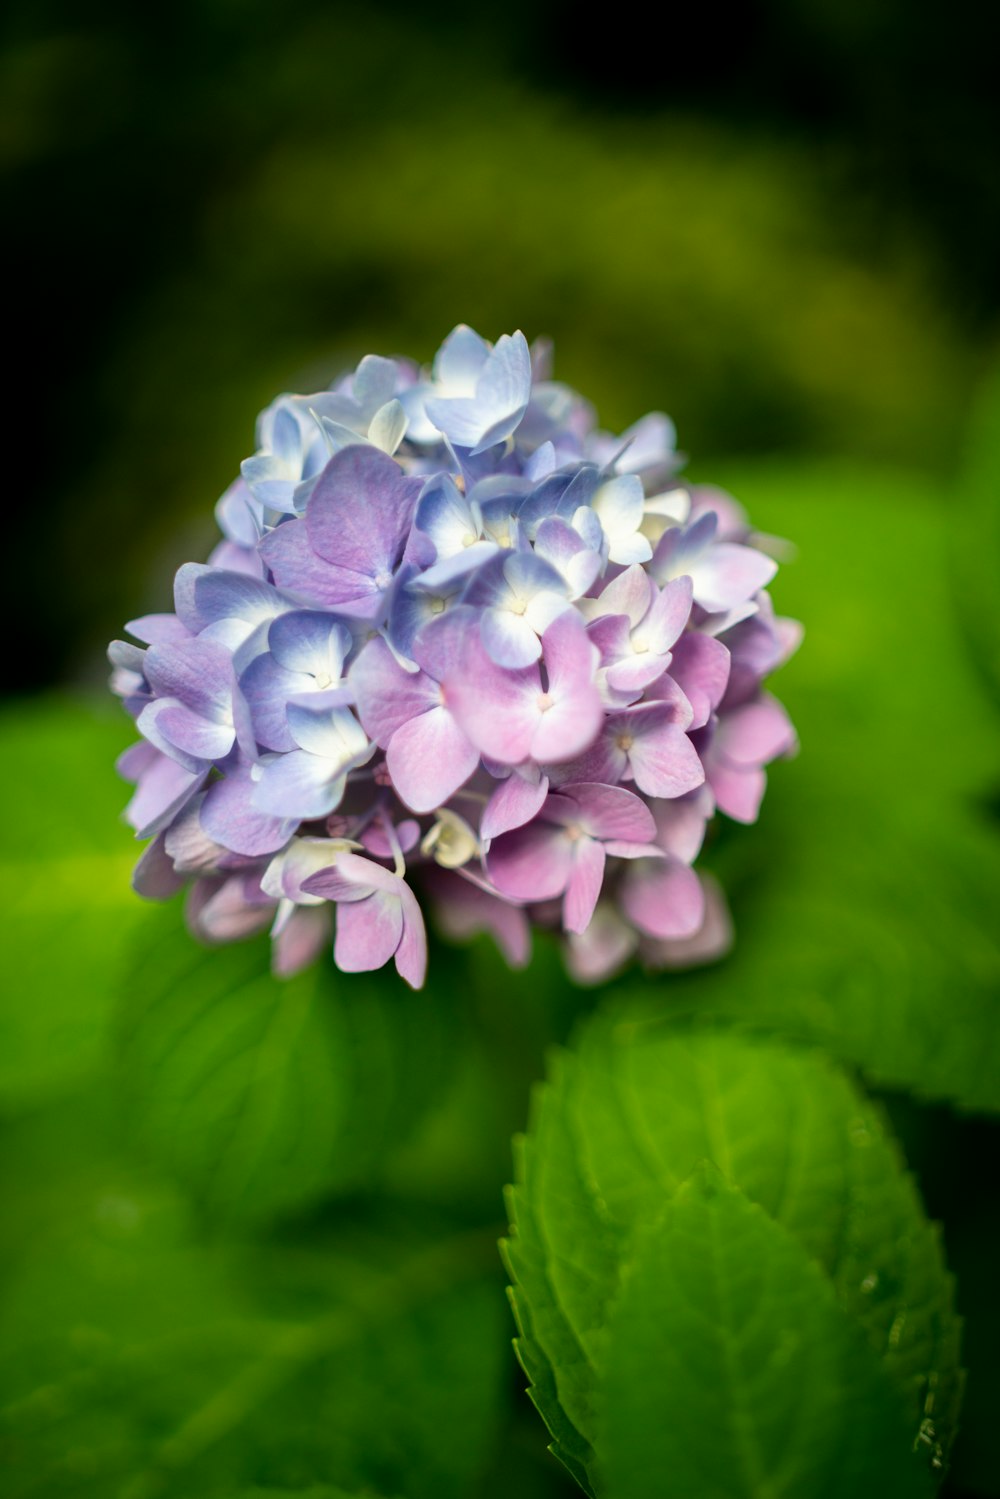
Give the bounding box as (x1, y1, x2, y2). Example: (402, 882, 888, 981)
(0, 1097, 504, 1499)
(618, 461, 1000, 1114)
(118, 905, 456, 1223)
(954, 362, 1000, 708)
(0, 695, 147, 1107)
(602, 1169, 928, 1499)
(504, 1021, 961, 1494)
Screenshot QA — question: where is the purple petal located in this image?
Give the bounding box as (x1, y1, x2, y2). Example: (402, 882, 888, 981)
(259, 519, 358, 608)
(641, 873, 733, 969)
(626, 719, 705, 799)
(392, 876, 428, 989)
(668, 633, 731, 729)
(426, 869, 531, 967)
(164, 794, 231, 873)
(563, 837, 606, 934)
(651, 788, 713, 863)
(132, 834, 185, 899)
(251, 750, 346, 820)
(125, 613, 191, 645)
(123, 750, 207, 840)
(239, 652, 304, 752)
(486, 820, 573, 902)
(552, 782, 656, 844)
(443, 633, 541, 765)
(692, 542, 777, 613)
(708, 761, 767, 823)
(272, 906, 332, 976)
(144, 638, 234, 722)
(335, 889, 403, 973)
(716, 696, 796, 767)
(481, 771, 549, 840)
(201, 765, 297, 856)
(268, 611, 351, 676)
(622, 855, 706, 940)
(306, 445, 421, 580)
(635, 576, 692, 653)
(350, 636, 440, 747)
(593, 563, 653, 626)
(412, 603, 480, 679)
(565, 904, 637, 985)
(152, 702, 236, 762)
(386, 705, 479, 813)
(480, 607, 543, 667)
(190, 875, 276, 943)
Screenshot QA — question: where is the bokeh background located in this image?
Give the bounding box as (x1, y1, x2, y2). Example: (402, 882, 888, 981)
(3, 2, 999, 1496)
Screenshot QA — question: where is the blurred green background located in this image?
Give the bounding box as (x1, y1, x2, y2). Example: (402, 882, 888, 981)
(2, 2, 999, 1496)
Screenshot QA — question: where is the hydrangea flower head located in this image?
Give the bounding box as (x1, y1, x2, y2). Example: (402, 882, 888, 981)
(110, 325, 800, 988)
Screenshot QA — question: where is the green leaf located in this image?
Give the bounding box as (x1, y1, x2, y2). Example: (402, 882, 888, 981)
(117, 904, 456, 1223)
(504, 1021, 961, 1495)
(648, 803, 1000, 1114)
(954, 363, 1000, 708)
(0, 695, 150, 1108)
(601, 1169, 929, 1499)
(629, 460, 1000, 1114)
(0, 1096, 504, 1499)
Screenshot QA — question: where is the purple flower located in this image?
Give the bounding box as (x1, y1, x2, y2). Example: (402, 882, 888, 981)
(111, 323, 800, 986)
(486, 783, 657, 934)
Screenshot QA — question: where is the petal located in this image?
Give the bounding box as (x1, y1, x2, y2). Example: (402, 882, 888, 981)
(556, 782, 657, 843)
(486, 820, 573, 902)
(480, 607, 542, 668)
(426, 870, 531, 967)
(144, 638, 234, 722)
(272, 906, 333, 976)
(634, 576, 693, 654)
(124, 753, 207, 839)
(442, 632, 541, 765)
(716, 696, 796, 767)
(306, 445, 421, 577)
(125, 613, 191, 645)
(621, 855, 706, 940)
(690, 542, 777, 613)
(259, 519, 356, 608)
(350, 636, 440, 746)
(392, 877, 428, 988)
(251, 750, 346, 820)
(565, 904, 637, 985)
(335, 890, 403, 973)
(386, 706, 479, 813)
(708, 761, 767, 823)
(433, 324, 491, 391)
(627, 720, 705, 799)
(592, 563, 653, 626)
(200, 765, 297, 855)
(239, 652, 306, 752)
(268, 611, 351, 677)
(668, 633, 731, 729)
(152, 702, 236, 762)
(286, 703, 370, 763)
(132, 834, 185, 899)
(481, 771, 549, 840)
(641, 873, 733, 970)
(563, 837, 606, 934)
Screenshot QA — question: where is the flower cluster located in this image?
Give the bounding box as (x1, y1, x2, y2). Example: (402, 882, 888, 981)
(110, 326, 800, 988)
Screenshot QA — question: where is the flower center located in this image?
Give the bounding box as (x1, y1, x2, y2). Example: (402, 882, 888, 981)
(429, 596, 447, 615)
(537, 692, 553, 712)
(616, 733, 635, 751)
(510, 598, 527, 616)
(462, 531, 478, 547)
(565, 823, 583, 842)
